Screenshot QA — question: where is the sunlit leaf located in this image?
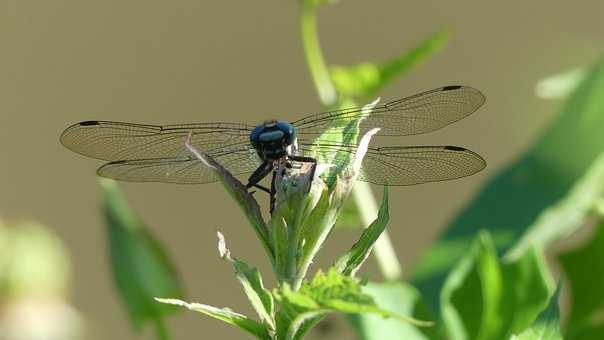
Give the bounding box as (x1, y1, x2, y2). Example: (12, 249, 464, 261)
(101, 179, 184, 332)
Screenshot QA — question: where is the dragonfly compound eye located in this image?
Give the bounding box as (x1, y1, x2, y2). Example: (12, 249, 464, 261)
(259, 130, 285, 142)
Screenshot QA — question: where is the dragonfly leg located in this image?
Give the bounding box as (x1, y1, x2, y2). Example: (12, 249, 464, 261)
(246, 161, 274, 190)
(246, 161, 275, 212)
(269, 167, 279, 214)
(251, 183, 271, 194)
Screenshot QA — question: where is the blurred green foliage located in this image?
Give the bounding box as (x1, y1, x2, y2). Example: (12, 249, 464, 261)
(348, 281, 436, 340)
(413, 56, 604, 311)
(559, 221, 604, 339)
(101, 179, 184, 337)
(440, 232, 553, 340)
(0, 220, 85, 339)
(510, 286, 563, 340)
(330, 29, 448, 101)
(0, 221, 70, 298)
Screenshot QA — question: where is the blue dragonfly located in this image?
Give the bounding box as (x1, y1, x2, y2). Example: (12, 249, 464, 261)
(60, 85, 486, 209)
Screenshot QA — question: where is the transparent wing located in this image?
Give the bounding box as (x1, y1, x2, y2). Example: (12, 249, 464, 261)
(96, 145, 262, 184)
(300, 143, 486, 186)
(293, 86, 485, 141)
(60, 120, 254, 161)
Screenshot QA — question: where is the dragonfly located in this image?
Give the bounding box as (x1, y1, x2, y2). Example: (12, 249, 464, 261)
(60, 85, 487, 211)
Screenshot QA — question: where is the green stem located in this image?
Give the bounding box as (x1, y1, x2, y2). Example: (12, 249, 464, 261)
(351, 182, 403, 280)
(300, 1, 337, 106)
(154, 317, 170, 340)
(298, 0, 403, 282)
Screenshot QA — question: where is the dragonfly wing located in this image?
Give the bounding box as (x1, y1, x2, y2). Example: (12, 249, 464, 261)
(60, 120, 254, 161)
(96, 146, 262, 184)
(300, 143, 485, 186)
(293, 86, 485, 141)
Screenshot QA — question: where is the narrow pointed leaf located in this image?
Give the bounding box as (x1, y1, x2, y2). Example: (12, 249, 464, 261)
(217, 232, 275, 330)
(330, 29, 449, 99)
(184, 136, 273, 264)
(155, 298, 269, 339)
(101, 179, 184, 331)
(336, 186, 389, 276)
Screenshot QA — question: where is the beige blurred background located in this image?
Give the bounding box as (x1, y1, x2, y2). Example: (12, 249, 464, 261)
(1, 0, 602, 339)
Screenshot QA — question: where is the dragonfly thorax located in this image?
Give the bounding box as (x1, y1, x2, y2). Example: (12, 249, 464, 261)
(250, 120, 297, 161)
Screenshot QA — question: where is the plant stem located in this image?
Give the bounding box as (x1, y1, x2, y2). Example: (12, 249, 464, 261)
(298, 1, 403, 282)
(154, 317, 170, 340)
(351, 182, 403, 281)
(300, 1, 337, 107)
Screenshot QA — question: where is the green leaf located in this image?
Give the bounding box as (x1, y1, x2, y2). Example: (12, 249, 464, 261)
(335, 186, 389, 276)
(329, 29, 448, 99)
(413, 55, 604, 311)
(274, 269, 432, 339)
(216, 232, 275, 331)
(284, 310, 327, 340)
(558, 220, 604, 339)
(297, 128, 381, 288)
(310, 99, 379, 189)
(347, 281, 437, 340)
(510, 285, 562, 340)
(506, 151, 604, 261)
(155, 298, 269, 339)
(101, 179, 184, 332)
(184, 136, 273, 265)
(440, 231, 554, 340)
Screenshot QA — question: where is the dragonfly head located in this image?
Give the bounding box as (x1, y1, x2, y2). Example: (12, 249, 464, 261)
(250, 120, 297, 161)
